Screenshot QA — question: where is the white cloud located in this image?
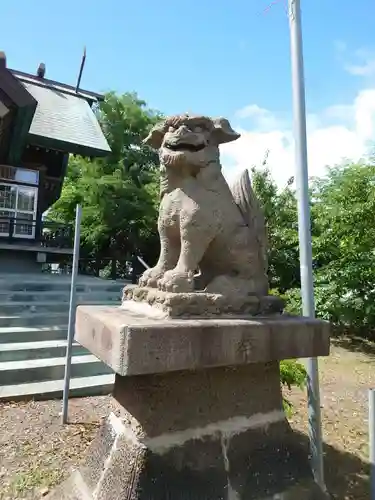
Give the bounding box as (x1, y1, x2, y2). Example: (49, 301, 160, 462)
(323, 104, 353, 123)
(234, 104, 280, 130)
(345, 48, 375, 76)
(221, 88, 375, 188)
(335, 41, 375, 77)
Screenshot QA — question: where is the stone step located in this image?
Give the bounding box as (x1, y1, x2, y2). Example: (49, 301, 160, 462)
(0, 301, 120, 315)
(0, 275, 123, 399)
(0, 354, 113, 385)
(0, 340, 87, 362)
(0, 312, 68, 328)
(0, 325, 67, 343)
(0, 373, 115, 401)
(0, 279, 128, 294)
(0, 291, 122, 303)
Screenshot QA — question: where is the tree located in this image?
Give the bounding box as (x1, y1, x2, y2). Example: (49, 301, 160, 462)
(251, 166, 300, 292)
(278, 159, 375, 336)
(48, 92, 162, 274)
(309, 161, 375, 333)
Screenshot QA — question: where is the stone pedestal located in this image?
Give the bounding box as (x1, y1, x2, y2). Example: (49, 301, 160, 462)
(47, 305, 330, 500)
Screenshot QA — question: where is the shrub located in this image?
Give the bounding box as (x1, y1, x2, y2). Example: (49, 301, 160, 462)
(280, 359, 307, 416)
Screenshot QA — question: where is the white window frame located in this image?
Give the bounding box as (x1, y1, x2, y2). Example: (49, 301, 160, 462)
(0, 183, 38, 239)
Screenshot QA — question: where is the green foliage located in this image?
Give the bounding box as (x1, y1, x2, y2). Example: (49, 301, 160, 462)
(311, 162, 375, 334)
(280, 359, 307, 390)
(280, 359, 307, 416)
(48, 92, 162, 270)
(254, 158, 375, 337)
(97, 92, 162, 185)
(251, 165, 300, 292)
(282, 288, 302, 315)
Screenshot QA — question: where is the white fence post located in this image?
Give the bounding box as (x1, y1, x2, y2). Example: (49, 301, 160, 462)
(137, 255, 150, 270)
(61, 204, 82, 424)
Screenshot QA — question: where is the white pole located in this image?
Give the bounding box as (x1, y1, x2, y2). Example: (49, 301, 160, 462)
(369, 389, 375, 499)
(61, 204, 82, 425)
(288, 0, 325, 490)
(137, 255, 150, 269)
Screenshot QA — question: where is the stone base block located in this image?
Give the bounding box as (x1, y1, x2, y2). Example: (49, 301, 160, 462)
(112, 363, 283, 438)
(47, 363, 329, 499)
(51, 305, 331, 499)
(123, 285, 285, 318)
(74, 305, 330, 377)
(47, 413, 327, 500)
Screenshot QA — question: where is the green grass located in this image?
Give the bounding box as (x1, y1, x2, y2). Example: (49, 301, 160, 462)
(8, 466, 64, 496)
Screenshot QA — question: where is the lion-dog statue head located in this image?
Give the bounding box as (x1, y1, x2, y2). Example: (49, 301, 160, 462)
(143, 114, 240, 182)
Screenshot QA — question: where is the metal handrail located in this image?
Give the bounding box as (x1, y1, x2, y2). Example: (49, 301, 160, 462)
(0, 215, 73, 248)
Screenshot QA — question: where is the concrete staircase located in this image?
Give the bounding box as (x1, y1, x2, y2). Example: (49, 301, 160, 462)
(0, 274, 125, 401)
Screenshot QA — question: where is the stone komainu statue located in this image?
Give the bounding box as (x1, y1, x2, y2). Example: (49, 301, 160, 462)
(137, 113, 269, 304)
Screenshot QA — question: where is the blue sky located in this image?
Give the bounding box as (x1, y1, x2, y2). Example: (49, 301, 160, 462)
(2, 0, 375, 185)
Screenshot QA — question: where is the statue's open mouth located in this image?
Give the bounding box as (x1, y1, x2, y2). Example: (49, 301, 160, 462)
(165, 142, 205, 153)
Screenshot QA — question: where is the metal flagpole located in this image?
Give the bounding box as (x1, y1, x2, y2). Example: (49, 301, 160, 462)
(288, 0, 325, 490)
(61, 204, 82, 425)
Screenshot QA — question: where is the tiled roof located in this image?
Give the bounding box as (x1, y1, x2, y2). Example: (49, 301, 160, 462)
(11, 69, 104, 102)
(22, 81, 111, 156)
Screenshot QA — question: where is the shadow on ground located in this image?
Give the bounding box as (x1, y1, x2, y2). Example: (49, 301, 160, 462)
(333, 334, 375, 358)
(295, 430, 369, 499)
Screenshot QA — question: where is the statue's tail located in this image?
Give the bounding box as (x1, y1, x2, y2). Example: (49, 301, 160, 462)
(229, 169, 268, 275)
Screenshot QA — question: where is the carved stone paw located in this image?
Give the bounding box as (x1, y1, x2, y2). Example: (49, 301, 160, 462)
(138, 267, 165, 288)
(157, 269, 194, 293)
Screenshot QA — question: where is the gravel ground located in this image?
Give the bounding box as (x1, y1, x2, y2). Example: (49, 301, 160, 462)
(0, 338, 372, 499)
(287, 337, 373, 500)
